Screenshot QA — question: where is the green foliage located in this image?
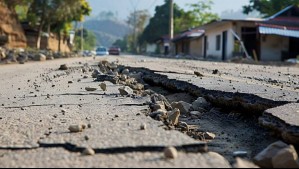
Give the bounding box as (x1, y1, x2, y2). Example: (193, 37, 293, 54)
(24, 0, 91, 49)
(113, 38, 128, 52)
(126, 10, 150, 53)
(141, 0, 184, 43)
(187, 0, 219, 26)
(3, 0, 32, 9)
(74, 29, 96, 50)
(15, 5, 29, 21)
(141, 0, 218, 44)
(243, 0, 299, 17)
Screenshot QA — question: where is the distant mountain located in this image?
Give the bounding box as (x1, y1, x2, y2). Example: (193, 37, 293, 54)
(84, 19, 132, 47)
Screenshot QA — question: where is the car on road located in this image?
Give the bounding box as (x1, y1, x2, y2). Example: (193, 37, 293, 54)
(108, 46, 121, 55)
(96, 47, 109, 56)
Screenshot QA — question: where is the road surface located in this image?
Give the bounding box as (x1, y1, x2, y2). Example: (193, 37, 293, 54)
(0, 55, 298, 167)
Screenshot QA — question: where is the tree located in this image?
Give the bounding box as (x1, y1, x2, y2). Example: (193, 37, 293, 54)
(113, 38, 128, 52)
(141, 0, 218, 44)
(3, 0, 32, 10)
(27, 0, 91, 49)
(141, 0, 184, 43)
(243, 0, 299, 17)
(126, 10, 150, 53)
(74, 29, 96, 50)
(187, 0, 219, 26)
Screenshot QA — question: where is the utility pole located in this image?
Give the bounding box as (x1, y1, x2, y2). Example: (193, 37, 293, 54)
(169, 0, 174, 55)
(133, 9, 137, 54)
(81, 21, 84, 53)
(169, 0, 174, 40)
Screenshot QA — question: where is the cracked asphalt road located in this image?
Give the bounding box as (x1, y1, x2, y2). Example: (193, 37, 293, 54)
(0, 57, 230, 168)
(0, 55, 298, 167)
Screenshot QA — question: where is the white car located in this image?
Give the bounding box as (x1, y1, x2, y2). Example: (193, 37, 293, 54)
(96, 47, 109, 56)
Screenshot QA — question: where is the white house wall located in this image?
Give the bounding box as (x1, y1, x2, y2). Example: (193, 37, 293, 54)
(205, 22, 234, 60)
(260, 34, 289, 61)
(146, 44, 157, 54)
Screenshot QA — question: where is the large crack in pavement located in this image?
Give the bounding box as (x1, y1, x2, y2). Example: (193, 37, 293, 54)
(1, 58, 298, 167)
(115, 65, 298, 162)
(0, 142, 208, 154)
(125, 66, 290, 114)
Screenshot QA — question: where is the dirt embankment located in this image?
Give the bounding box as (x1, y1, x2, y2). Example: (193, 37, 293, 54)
(0, 3, 27, 48)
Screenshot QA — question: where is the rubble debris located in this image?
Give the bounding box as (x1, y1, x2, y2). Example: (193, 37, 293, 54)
(59, 64, 68, 70)
(168, 108, 180, 126)
(85, 87, 97, 91)
(191, 97, 210, 111)
(164, 147, 178, 159)
(122, 69, 130, 75)
(259, 103, 299, 145)
(34, 53, 46, 61)
(140, 123, 147, 130)
(92, 70, 101, 78)
(194, 71, 204, 77)
(118, 86, 133, 96)
(178, 121, 189, 132)
(203, 132, 216, 140)
(96, 75, 119, 84)
(171, 101, 191, 115)
(212, 69, 219, 74)
(100, 82, 107, 91)
(253, 141, 289, 168)
(190, 111, 202, 119)
(233, 158, 259, 168)
(68, 125, 84, 133)
(272, 145, 299, 168)
(82, 148, 95, 156)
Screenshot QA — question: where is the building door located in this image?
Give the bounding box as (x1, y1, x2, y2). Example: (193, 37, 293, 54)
(242, 27, 259, 60)
(222, 31, 227, 61)
(289, 37, 299, 59)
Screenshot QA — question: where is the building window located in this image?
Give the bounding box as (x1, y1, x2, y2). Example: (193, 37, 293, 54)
(216, 35, 221, 51)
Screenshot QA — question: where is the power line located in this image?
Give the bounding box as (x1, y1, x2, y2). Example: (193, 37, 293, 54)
(148, 0, 159, 10)
(129, 0, 139, 10)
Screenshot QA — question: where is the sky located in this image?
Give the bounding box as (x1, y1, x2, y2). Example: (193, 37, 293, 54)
(87, 0, 251, 20)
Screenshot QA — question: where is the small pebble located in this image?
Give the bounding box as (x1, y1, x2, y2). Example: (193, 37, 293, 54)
(68, 125, 83, 133)
(140, 123, 147, 130)
(85, 87, 97, 91)
(164, 147, 178, 159)
(59, 64, 68, 70)
(84, 136, 89, 141)
(100, 82, 107, 91)
(82, 148, 95, 156)
(82, 124, 87, 130)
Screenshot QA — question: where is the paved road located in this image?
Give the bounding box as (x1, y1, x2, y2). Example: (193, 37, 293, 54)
(0, 57, 230, 168)
(0, 55, 298, 167)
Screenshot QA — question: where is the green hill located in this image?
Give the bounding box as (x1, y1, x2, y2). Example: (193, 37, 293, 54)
(84, 19, 132, 47)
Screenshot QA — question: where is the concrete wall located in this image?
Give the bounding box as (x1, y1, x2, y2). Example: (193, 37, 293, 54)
(204, 21, 257, 60)
(205, 22, 234, 60)
(260, 34, 289, 61)
(26, 34, 70, 52)
(190, 37, 203, 58)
